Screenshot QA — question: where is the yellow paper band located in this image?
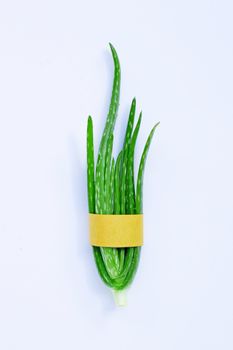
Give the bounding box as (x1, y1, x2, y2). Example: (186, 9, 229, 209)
(89, 214, 143, 247)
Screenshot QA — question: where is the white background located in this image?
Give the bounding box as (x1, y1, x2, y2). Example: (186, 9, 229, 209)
(0, 1, 233, 349)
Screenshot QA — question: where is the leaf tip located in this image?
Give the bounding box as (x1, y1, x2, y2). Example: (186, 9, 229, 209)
(153, 121, 160, 130)
(109, 42, 116, 54)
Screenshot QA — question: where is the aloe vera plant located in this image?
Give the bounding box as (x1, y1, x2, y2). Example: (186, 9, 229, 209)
(87, 44, 159, 306)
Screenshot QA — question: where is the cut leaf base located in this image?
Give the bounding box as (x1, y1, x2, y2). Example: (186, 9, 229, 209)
(112, 289, 127, 307)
